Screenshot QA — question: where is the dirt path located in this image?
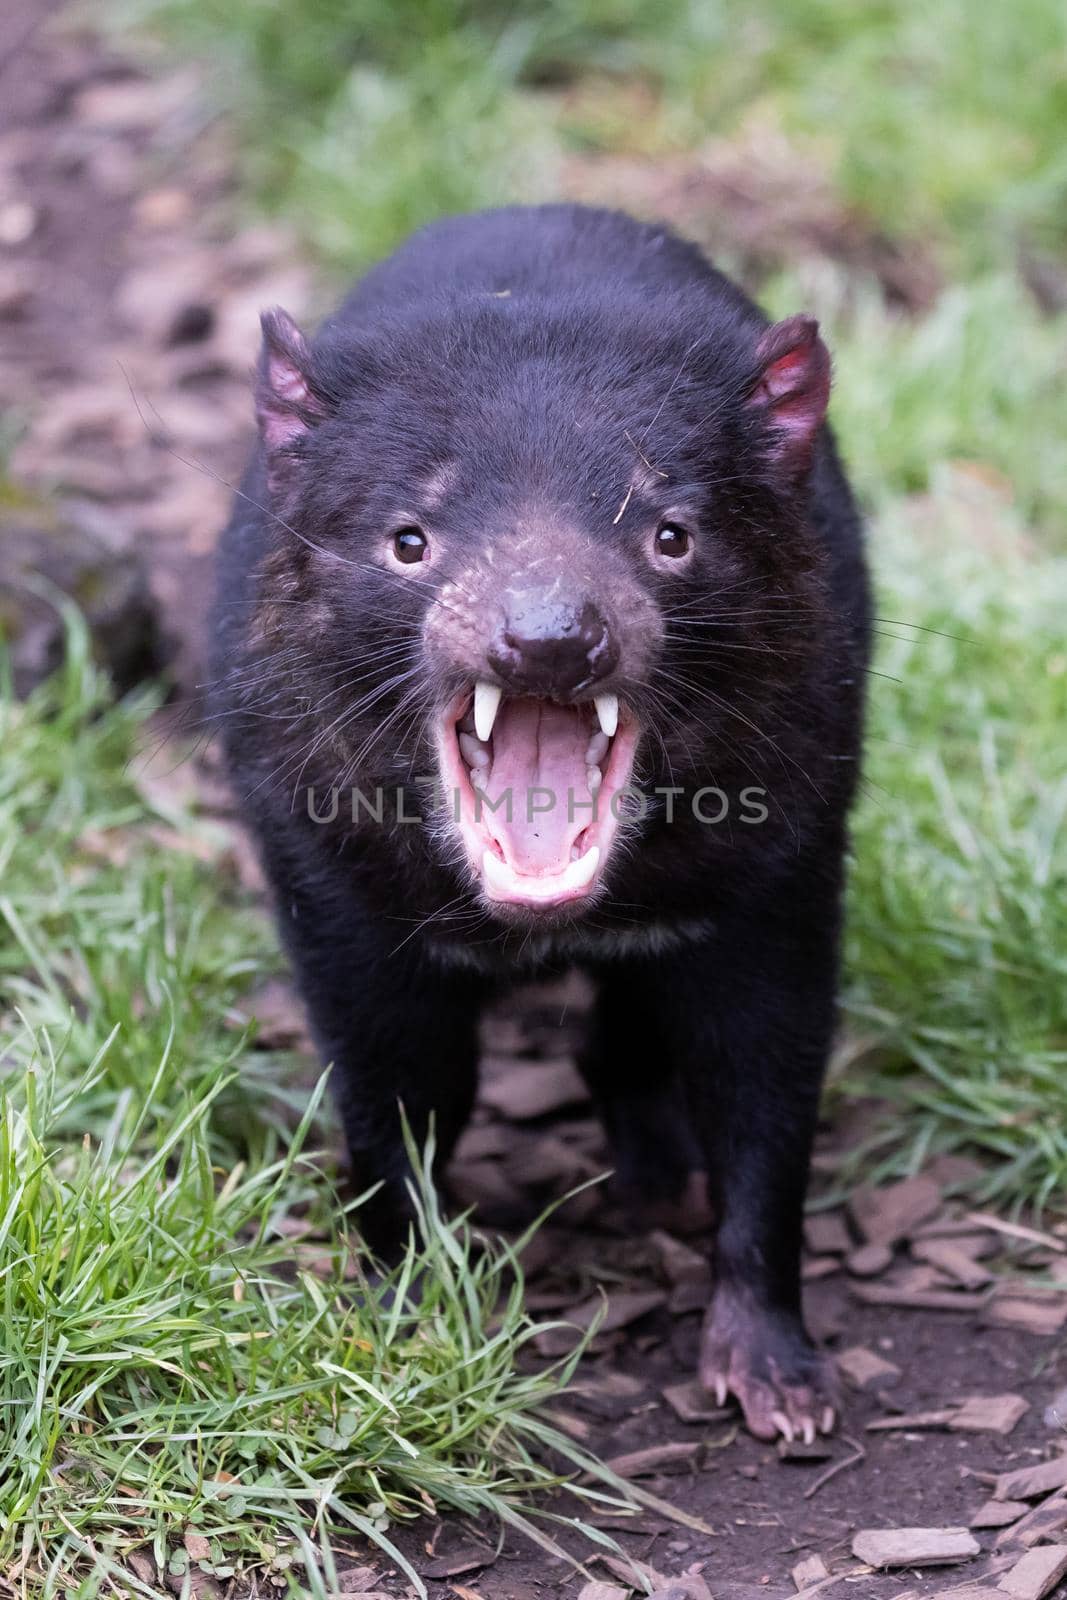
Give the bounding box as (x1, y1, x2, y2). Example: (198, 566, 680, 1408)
(0, 7, 308, 691)
(4, 16, 1067, 1600)
(380, 979, 1067, 1599)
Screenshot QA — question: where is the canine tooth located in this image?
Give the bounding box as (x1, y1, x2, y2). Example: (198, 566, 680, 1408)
(474, 680, 502, 742)
(572, 844, 600, 886)
(470, 766, 488, 791)
(586, 730, 609, 766)
(587, 765, 602, 792)
(594, 692, 618, 738)
(482, 849, 509, 894)
(459, 732, 490, 768)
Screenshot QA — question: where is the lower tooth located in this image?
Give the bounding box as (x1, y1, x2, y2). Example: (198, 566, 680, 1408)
(470, 768, 487, 791)
(586, 731, 610, 765)
(459, 732, 490, 768)
(587, 765, 602, 791)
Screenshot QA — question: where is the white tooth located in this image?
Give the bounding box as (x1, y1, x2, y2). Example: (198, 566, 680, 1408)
(482, 849, 509, 893)
(587, 765, 602, 792)
(571, 844, 600, 886)
(470, 766, 487, 791)
(474, 681, 502, 743)
(586, 730, 610, 765)
(594, 692, 618, 739)
(459, 732, 490, 769)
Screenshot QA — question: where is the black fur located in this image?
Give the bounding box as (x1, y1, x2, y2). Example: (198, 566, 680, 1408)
(212, 204, 870, 1437)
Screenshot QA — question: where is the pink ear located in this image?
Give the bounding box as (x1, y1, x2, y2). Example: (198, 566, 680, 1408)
(255, 308, 328, 467)
(749, 315, 830, 478)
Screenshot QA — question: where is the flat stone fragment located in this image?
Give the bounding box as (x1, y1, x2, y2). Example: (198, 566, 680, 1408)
(792, 1554, 829, 1590)
(649, 1229, 711, 1286)
(668, 1278, 710, 1315)
(662, 1380, 732, 1425)
(849, 1175, 942, 1246)
(994, 1492, 1067, 1550)
(802, 1256, 841, 1281)
(912, 1238, 995, 1289)
(846, 1243, 894, 1277)
(851, 1282, 990, 1312)
(950, 1395, 1030, 1435)
(479, 1057, 588, 1120)
(971, 1499, 1030, 1529)
(837, 1345, 902, 1389)
(928, 1590, 1004, 1600)
(777, 1436, 835, 1462)
(984, 1295, 1067, 1336)
(867, 1410, 955, 1432)
(852, 1527, 980, 1568)
(804, 1212, 853, 1255)
(578, 1585, 630, 1600)
(604, 1440, 703, 1478)
(997, 1544, 1067, 1600)
(994, 1456, 1067, 1502)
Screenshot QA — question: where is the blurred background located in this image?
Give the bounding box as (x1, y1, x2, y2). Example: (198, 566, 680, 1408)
(1, 0, 1066, 1196)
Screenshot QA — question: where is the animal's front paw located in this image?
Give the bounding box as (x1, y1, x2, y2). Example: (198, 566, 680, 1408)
(698, 1288, 838, 1444)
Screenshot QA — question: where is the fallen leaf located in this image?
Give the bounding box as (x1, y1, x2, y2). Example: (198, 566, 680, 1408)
(332, 1567, 381, 1593)
(965, 1213, 1066, 1254)
(422, 1546, 494, 1580)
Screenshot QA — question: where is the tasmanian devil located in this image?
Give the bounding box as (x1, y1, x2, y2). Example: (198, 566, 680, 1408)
(212, 203, 870, 1444)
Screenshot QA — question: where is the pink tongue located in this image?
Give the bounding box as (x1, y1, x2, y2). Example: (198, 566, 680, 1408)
(483, 700, 593, 875)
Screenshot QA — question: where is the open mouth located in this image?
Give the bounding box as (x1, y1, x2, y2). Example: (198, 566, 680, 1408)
(435, 681, 638, 911)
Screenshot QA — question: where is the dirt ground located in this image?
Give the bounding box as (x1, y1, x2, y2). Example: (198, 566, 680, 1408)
(376, 979, 1067, 1600)
(3, 14, 1067, 1600)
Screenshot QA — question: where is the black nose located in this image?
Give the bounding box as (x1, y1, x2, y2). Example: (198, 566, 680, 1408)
(487, 592, 618, 695)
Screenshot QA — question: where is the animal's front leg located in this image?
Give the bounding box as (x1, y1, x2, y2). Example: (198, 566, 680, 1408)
(668, 898, 843, 1441)
(261, 834, 489, 1258)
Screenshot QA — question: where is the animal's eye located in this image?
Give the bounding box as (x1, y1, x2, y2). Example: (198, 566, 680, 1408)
(392, 526, 428, 564)
(655, 523, 691, 559)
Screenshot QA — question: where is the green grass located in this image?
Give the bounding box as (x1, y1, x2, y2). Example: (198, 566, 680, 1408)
(119, 0, 1067, 275)
(840, 502, 1067, 1206)
(0, 625, 651, 1597)
(764, 269, 1067, 540)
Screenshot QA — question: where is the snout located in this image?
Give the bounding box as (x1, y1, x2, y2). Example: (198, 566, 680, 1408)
(487, 590, 618, 696)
